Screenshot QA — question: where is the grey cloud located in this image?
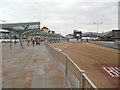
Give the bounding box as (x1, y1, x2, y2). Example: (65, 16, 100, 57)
(0, 0, 119, 35)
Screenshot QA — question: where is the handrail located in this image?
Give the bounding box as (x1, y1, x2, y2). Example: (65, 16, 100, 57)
(61, 51, 97, 89)
(66, 54, 85, 73)
(82, 73, 97, 89)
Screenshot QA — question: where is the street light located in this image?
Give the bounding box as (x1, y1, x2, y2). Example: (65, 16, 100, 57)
(93, 22, 103, 33)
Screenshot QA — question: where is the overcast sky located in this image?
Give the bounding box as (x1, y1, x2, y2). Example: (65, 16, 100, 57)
(0, 0, 119, 35)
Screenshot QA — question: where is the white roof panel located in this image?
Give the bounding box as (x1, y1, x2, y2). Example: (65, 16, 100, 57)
(0, 29, 9, 32)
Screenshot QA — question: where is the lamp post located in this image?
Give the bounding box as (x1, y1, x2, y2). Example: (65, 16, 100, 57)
(93, 22, 103, 33)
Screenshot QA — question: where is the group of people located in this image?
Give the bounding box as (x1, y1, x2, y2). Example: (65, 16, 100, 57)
(27, 36, 40, 46)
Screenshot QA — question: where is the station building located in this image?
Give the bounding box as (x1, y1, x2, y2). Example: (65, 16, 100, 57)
(101, 30, 120, 42)
(66, 30, 120, 42)
(66, 30, 82, 42)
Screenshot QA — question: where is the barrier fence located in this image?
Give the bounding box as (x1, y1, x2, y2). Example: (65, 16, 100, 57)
(89, 41, 120, 50)
(46, 44, 97, 89)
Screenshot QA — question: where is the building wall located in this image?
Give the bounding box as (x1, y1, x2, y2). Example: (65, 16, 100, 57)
(48, 30, 53, 34)
(41, 27, 55, 34)
(66, 34, 74, 39)
(41, 28, 49, 33)
(101, 30, 120, 41)
(73, 30, 82, 39)
(112, 30, 120, 42)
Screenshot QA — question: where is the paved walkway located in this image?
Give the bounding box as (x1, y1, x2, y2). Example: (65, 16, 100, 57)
(2, 43, 69, 88)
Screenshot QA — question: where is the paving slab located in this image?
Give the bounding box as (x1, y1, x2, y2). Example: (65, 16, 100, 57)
(2, 43, 69, 88)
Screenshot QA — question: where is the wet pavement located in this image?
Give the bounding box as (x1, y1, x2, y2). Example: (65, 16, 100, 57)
(2, 43, 69, 88)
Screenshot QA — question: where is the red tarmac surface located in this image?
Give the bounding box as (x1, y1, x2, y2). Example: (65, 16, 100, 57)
(50, 42, 119, 88)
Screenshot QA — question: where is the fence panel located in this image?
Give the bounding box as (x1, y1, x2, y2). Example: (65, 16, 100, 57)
(45, 44, 97, 89)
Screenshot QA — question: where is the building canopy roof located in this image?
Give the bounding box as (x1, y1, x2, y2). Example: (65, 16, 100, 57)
(102, 31, 112, 37)
(1, 22, 40, 28)
(0, 22, 40, 36)
(82, 32, 102, 37)
(0, 22, 62, 38)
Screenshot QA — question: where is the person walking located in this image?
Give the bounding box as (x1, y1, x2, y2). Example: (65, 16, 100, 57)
(31, 37, 35, 46)
(27, 38, 30, 46)
(14, 35, 17, 45)
(27, 36, 30, 46)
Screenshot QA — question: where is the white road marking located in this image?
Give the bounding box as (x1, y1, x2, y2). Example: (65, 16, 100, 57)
(103, 67, 120, 77)
(111, 67, 120, 74)
(115, 67, 120, 71)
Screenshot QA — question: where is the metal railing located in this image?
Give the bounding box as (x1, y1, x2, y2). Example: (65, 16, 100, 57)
(46, 44, 97, 89)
